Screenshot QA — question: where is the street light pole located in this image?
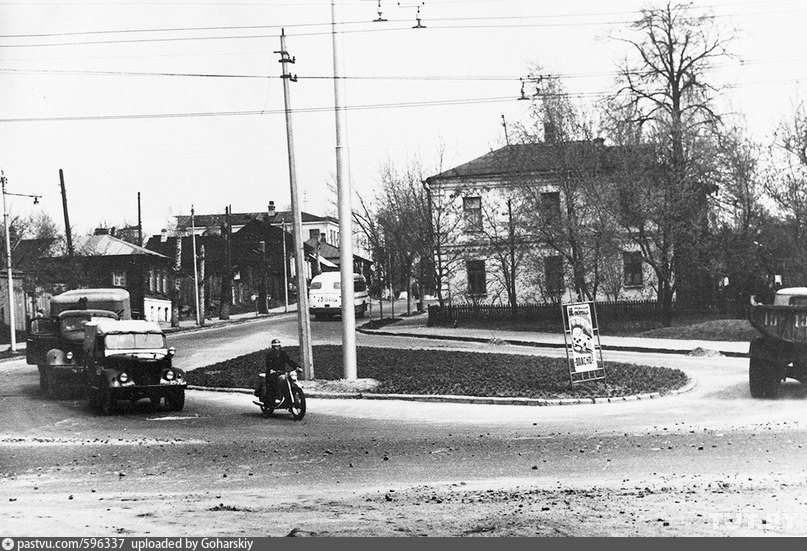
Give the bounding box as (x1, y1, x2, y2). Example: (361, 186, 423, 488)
(332, 0, 357, 380)
(1, 171, 42, 352)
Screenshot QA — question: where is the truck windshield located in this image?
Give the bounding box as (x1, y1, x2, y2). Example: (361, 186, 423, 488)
(105, 333, 166, 350)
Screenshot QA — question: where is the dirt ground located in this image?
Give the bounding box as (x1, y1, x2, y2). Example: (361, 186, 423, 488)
(5, 471, 807, 537)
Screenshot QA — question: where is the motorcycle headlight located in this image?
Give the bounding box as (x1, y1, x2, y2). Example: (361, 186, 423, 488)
(65, 351, 74, 361)
(288, 370, 298, 381)
(118, 372, 129, 383)
(164, 370, 175, 381)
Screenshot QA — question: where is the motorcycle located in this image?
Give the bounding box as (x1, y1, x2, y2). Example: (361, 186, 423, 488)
(253, 368, 306, 420)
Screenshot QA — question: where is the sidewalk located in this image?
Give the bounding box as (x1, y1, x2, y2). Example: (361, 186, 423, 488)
(357, 310, 750, 358)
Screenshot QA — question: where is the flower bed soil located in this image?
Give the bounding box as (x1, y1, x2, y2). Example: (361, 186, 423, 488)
(186, 345, 688, 400)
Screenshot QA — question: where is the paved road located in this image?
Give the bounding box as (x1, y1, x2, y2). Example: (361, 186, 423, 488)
(2, 316, 807, 536)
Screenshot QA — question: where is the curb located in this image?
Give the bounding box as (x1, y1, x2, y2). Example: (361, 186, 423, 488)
(187, 375, 698, 407)
(357, 327, 749, 358)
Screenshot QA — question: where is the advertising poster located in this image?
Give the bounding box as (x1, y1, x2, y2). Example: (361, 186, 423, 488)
(562, 301, 606, 384)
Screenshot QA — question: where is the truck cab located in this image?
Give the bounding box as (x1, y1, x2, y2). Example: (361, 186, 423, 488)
(83, 319, 185, 415)
(26, 288, 131, 397)
(748, 287, 807, 398)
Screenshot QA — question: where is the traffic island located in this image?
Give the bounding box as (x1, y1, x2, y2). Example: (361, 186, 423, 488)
(185, 345, 690, 404)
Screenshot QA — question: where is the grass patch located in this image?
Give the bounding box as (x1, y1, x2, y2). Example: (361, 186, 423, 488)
(186, 345, 688, 400)
(639, 319, 761, 341)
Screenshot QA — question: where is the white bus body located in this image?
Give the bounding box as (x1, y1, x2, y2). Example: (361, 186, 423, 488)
(308, 272, 369, 319)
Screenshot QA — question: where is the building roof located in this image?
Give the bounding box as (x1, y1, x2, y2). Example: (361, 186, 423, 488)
(75, 234, 169, 259)
(11, 237, 60, 269)
(174, 210, 336, 232)
(425, 141, 636, 183)
(304, 237, 371, 264)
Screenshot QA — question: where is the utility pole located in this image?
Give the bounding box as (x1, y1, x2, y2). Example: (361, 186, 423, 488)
(58, 169, 73, 257)
(191, 205, 201, 326)
(2, 172, 41, 352)
(282, 221, 289, 313)
(219, 205, 232, 320)
(277, 29, 314, 379)
(137, 192, 143, 247)
(332, 0, 357, 380)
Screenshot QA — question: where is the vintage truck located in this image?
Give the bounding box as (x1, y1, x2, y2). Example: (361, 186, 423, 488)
(748, 287, 807, 398)
(82, 319, 185, 415)
(26, 288, 131, 397)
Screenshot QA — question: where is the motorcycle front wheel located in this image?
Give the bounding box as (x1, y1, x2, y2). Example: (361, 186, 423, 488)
(289, 386, 306, 420)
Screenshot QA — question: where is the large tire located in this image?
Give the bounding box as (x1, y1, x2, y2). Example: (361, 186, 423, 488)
(749, 357, 765, 398)
(39, 369, 48, 395)
(290, 386, 306, 420)
(762, 363, 782, 399)
(165, 389, 185, 412)
(100, 383, 117, 415)
(44, 368, 57, 400)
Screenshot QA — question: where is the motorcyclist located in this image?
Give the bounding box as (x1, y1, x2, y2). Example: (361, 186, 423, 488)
(261, 338, 300, 404)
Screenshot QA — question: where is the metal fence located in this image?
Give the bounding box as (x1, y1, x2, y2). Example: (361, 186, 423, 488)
(427, 298, 748, 332)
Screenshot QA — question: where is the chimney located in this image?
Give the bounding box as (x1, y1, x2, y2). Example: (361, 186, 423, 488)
(94, 227, 109, 236)
(543, 121, 557, 143)
(160, 228, 169, 243)
(268, 201, 276, 217)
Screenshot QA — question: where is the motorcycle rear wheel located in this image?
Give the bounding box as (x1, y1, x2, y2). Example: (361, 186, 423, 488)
(289, 386, 306, 420)
(260, 397, 275, 417)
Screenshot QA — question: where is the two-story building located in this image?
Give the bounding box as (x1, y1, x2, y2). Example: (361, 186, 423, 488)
(174, 201, 341, 247)
(424, 140, 658, 305)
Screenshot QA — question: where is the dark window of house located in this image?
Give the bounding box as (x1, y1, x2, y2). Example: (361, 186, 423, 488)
(466, 260, 486, 296)
(463, 197, 482, 232)
(540, 192, 561, 223)
(309, 229, 320, 240)
(623, 251, 644, 287)
(545, 255, 564, 292)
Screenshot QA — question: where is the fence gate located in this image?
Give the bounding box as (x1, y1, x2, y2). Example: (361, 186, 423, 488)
(561, 301, 606, 386)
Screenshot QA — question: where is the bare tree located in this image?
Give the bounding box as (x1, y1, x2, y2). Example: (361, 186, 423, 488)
(513, 75, 617, 302)
(763, 101, 807, 283)
(610, 1, 734, 306)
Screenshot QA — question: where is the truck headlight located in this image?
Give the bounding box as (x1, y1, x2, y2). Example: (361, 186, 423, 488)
(66, 351, 74, 361)
(118, 372, 129, 383)
(164, 370, 175, 381)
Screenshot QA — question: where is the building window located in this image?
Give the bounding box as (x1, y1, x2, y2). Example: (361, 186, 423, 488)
(545, 255, 564, 293)
(111, 270, 127, 287)
(466, 260, 486, 296)
(540, 191, 561, 223)
(463, 196, 482, 232)
(309, 228, 320, 240)
(623, 251, 644, 287)
(149, 269, 156, 293)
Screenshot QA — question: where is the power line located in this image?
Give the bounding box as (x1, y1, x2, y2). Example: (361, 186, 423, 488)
(3, 74, 802, 124)
(0, 4, 803, 47)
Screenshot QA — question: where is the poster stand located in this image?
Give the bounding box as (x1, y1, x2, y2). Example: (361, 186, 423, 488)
(561, 301, 606, 387)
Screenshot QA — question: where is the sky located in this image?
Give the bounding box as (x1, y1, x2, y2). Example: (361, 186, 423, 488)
(0, 0, 805, 240)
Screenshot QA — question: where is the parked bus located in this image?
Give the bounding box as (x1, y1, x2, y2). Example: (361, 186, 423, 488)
(308, 272, 368, 320)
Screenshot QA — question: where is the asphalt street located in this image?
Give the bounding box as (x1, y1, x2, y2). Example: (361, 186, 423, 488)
(2, 314, 807, 536)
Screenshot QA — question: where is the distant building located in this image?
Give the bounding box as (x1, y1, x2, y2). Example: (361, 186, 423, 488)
(15, 228, 173, 324)
(174, 201, 341, 246)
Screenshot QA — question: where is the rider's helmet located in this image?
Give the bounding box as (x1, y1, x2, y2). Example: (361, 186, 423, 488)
(271, 338, 281, 349)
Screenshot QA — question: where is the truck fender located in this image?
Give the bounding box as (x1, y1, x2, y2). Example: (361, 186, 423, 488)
(749, 336, 793, 365)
